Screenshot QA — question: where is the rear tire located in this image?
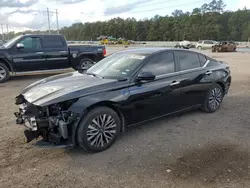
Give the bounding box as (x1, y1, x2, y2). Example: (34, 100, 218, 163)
(0, 62, 10, 83)
(201, 84, 224, 113)
(78, 57, 95, 70)
(77, 107, 121, 152)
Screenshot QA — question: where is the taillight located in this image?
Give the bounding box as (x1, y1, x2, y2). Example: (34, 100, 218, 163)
(103, 48, 106, 56)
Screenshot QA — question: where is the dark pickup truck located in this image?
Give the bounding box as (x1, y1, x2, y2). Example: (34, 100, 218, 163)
(0, 34, 106, 83)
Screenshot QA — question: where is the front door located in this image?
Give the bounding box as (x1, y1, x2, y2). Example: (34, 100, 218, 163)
(11, 36, 46, 72)
(126, 51, 182, 125)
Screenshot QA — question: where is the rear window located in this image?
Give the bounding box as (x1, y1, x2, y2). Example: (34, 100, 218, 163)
(207, 57, 221, 67)
(207, 60, 220, 67)
(43, 36, 64, 48)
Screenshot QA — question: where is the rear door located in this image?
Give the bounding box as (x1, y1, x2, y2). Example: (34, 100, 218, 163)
(126, 51, 183, 125)
(11, 36, 46, 72)
(174, 51, 213, 109)
(42, 35, 69, 70)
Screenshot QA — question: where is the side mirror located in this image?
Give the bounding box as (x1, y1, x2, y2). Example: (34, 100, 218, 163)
(136, 72, 155, 81)
(16, 43, 24, 49)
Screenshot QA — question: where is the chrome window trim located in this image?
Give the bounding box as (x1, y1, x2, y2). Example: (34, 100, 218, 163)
(47, 57, 68, 61)
(203, 60, 210, 67)
(155, 60, 210, 79)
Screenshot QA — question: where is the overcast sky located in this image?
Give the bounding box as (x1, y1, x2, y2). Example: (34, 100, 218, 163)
(0, 0, 248, 32)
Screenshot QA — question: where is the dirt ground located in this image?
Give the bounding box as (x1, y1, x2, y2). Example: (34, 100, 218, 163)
(0, 48, 250, 188)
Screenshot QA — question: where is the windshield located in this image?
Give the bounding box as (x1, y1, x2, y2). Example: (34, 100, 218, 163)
(2, 35, 22, 48)
(86, 52, 148, 79)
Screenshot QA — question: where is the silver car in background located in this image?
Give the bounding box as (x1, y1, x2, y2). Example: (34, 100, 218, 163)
(196, 40, 217, 50)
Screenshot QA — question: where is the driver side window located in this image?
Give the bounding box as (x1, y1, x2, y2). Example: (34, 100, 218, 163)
(140, 52, 175, 76)
(19, 37, 42, 50)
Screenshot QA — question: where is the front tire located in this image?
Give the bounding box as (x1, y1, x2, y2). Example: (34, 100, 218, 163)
(77, 107, 121, 152)
(0, 62, 10, 83)
(202, 84, 224, 113)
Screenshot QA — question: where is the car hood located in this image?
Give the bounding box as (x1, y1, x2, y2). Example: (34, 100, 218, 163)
(21, 71, 116, 106)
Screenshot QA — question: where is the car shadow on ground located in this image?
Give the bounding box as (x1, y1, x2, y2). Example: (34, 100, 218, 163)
(66, 105, 250, 185)
(66, 109, 202, 154)
(65, 93, 250, 185)
(167, 142, 249, 184)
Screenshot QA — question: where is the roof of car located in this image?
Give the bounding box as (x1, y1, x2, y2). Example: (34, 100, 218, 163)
(117, 47, 187, 54)
(108, 47, 210, 59)
(20, 34, 64, 37)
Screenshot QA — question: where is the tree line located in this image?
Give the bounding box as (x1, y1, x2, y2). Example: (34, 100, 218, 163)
(3, 0, 250, 41)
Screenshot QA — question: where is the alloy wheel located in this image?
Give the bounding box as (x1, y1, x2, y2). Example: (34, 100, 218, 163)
(80, 60, 94, 70)
(0, 66, 6, 81)
(87, 114, 117, 147)
(209, 87, 222, 110)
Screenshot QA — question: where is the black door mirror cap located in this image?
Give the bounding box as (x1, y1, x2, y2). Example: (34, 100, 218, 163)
(137, 72, 156, 81)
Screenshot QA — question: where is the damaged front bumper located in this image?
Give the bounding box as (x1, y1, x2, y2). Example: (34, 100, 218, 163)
(15, 111, 39, 143)
(14, 95, 81, 148)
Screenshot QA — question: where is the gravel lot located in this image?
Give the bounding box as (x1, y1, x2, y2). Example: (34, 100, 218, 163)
(0, 48, 250, 188)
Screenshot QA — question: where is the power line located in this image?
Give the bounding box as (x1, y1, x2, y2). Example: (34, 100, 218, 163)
(140, 0, 180, 7)
(56, 9, 59, 34)
(130, 0, 207, 14)
(47, 8, 51, 34)
(79, 0, 208, 17)
(46, 8, 59, 34)
(6, 24, 9, 40)
(1, 24, 4, 41)
(3, 1, 210, 32)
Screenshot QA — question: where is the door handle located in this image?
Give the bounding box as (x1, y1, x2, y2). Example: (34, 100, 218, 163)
(60, 51, 67, 53)
(170, 81, 180, 86)
(36, 52, 44, 55)
(205, 70, 213, 75)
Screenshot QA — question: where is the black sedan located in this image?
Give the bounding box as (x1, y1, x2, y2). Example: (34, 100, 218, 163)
(14, 48, 231, 152)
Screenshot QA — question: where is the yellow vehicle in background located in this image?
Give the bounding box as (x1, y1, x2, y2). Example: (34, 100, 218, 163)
(97, 36, 130, 45)
(101, 38, 109, 45)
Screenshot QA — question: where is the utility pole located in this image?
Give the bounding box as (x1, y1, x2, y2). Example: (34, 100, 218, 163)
(6, 24, 9, 40)
(1, 24, 4, 42)
(56, 9, 59, 34)
(47, 8, 51, 34)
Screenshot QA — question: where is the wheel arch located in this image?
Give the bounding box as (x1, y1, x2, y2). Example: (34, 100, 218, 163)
(79, 53, 96, 62)
(0, 58, 13, 72)
(85, 101, 126, 132)
(215, 81, 226, 94)
(71, 100, 126, 146)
